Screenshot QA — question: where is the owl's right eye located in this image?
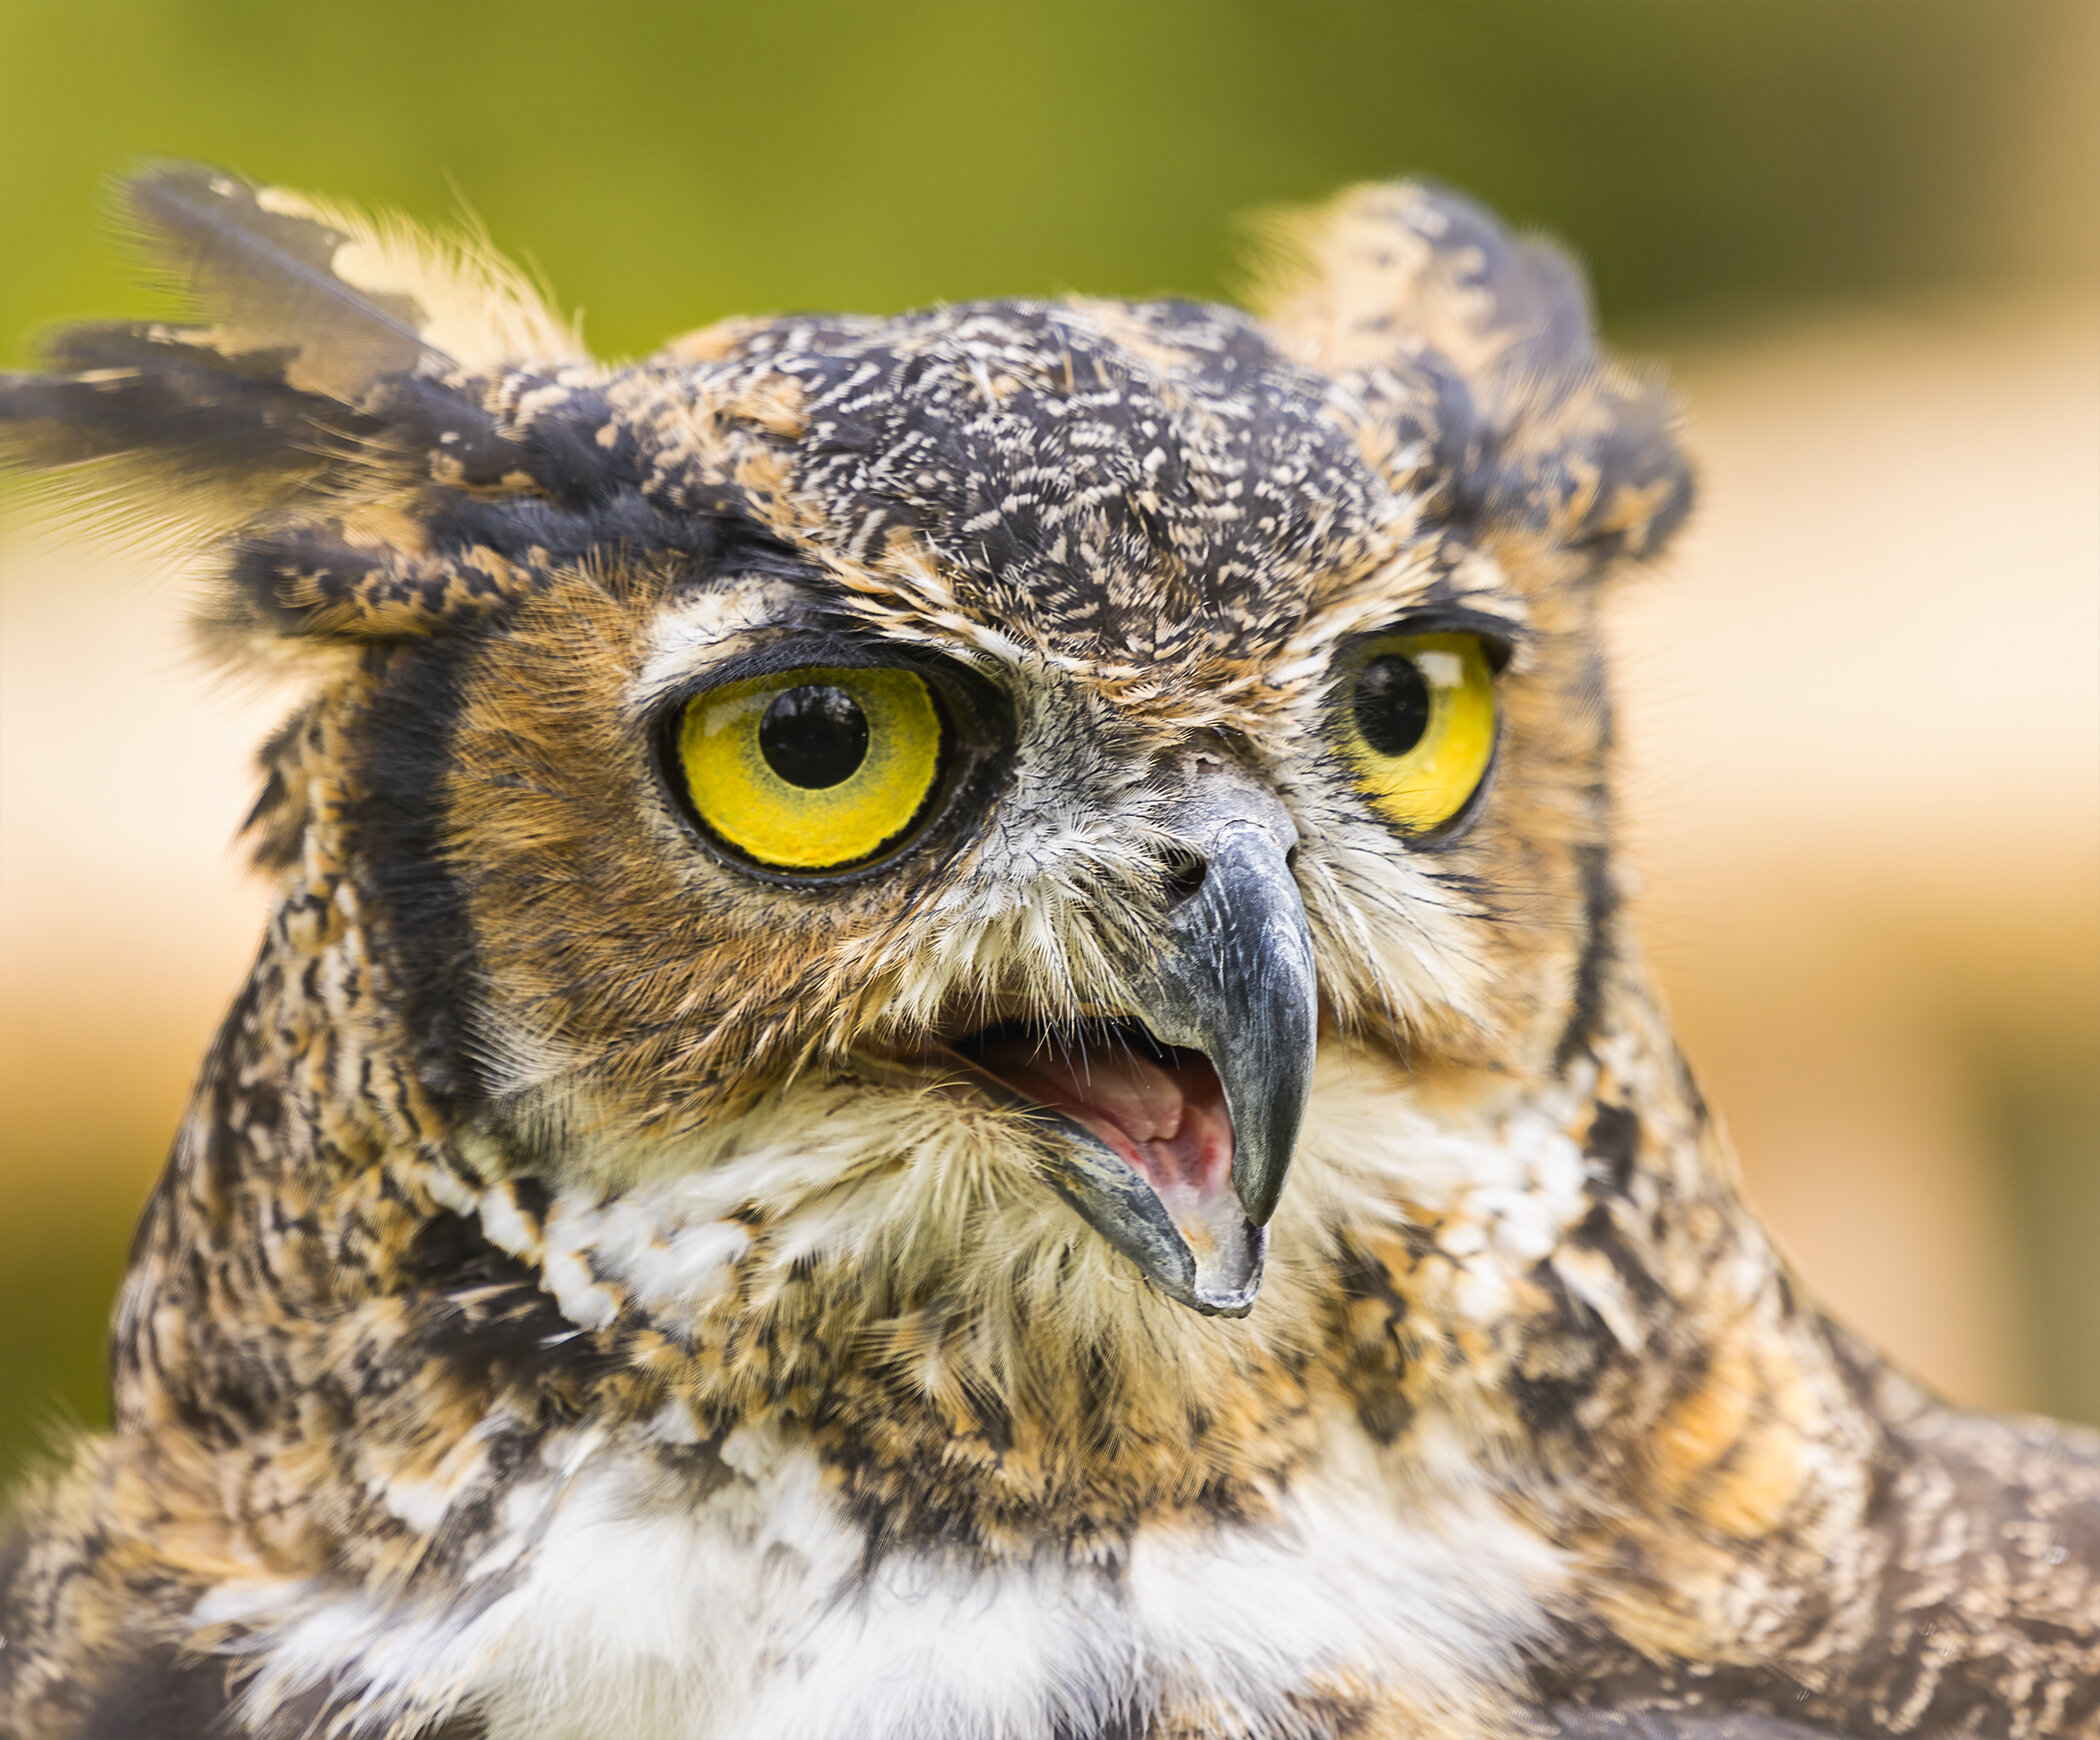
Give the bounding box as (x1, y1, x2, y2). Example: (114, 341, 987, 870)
(673, 665, 951, 873)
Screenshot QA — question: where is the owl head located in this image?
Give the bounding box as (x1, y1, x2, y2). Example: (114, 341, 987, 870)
(1, 167, 1689, 1325)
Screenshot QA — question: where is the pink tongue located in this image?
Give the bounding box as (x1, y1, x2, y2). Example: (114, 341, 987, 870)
(975, 1036, 1234, 1199)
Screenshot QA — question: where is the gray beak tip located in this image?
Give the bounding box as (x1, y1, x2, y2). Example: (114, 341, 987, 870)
(1161, 1218, 1269, 1318)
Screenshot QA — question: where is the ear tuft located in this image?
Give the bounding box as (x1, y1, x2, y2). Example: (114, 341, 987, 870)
(118, 161, 585, 399)
(151, 168, 587, 384)
(124, 162, 430, 403)
(0, 163, 584, 513)
(1251, 180, 1692, 567)
(1, 164, 598, 651)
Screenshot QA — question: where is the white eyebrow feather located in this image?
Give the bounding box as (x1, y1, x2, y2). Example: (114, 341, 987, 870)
(629, 576, 817, 710)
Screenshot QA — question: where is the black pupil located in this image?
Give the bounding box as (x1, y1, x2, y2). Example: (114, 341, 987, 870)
(759, 685, 870, 788)
(1353, 655, 1432, 757)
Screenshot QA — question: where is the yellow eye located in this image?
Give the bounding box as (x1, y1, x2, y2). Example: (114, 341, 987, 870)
(677, 666, 947, 871)
(1334, 632, 1497, 832)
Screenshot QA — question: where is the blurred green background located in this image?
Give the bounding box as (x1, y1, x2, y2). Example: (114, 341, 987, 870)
(3, 0, 2096, 1491)
(4, 0, 2093, 364)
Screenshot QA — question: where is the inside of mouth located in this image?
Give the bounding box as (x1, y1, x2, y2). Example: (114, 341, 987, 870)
(959, 1018, 1237, 1247)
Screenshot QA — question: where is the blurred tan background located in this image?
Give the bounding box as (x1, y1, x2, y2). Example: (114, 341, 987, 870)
(3, 1, 2096, 1487)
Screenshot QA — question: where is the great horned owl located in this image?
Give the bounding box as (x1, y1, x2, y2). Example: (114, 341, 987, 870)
(0, 165, 2094, 1740)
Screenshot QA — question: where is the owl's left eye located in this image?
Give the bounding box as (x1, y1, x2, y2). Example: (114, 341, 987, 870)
(1332, 631, 1498, 832)
(673, 665, 950, 872)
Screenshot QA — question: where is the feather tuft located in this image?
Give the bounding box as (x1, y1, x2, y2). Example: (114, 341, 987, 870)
(121, 161, 585, 400)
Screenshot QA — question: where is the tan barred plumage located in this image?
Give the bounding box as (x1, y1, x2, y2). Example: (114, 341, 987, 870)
(0, 165, 2094, 1740)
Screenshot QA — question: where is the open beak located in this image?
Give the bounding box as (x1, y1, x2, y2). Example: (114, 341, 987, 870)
(953, 771, 1317, 1315)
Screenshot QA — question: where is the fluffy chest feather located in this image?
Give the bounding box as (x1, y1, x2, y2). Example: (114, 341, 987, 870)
(211, 1416, 1565, 1740)
(181, 1063, 1591, 1740)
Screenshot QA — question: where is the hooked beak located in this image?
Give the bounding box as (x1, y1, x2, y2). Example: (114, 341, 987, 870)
(952, 770, 1318, 1316)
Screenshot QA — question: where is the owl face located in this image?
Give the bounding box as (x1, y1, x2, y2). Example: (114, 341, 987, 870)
(3, 169, 1690, 1322)
(394, 300, 1643, 1318)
